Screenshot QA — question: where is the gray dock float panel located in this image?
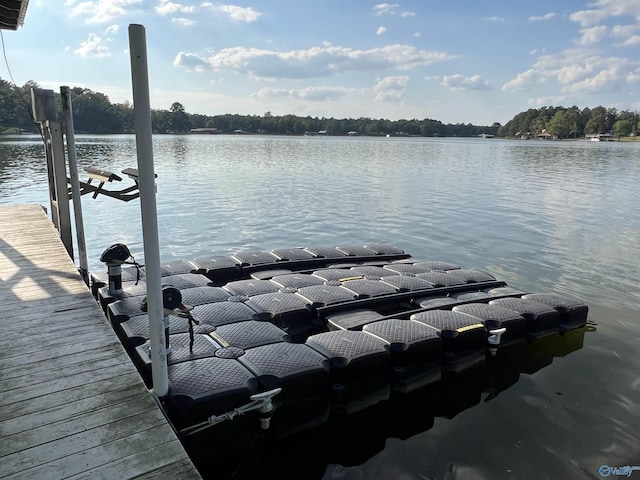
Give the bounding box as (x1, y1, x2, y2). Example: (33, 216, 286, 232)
(0, 205, 201, 479)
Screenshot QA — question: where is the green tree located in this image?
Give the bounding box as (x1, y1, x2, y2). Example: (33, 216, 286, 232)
(151, 109, 170, 133)
(0, 78, 20, 132)
(112, 101, 134, 133)
(547, 110, 572, 139)
(565, 107, 580, 138)
(168, 102, 191, 133)
(531, 116, 547, 135)
(613, 119, 633, 139)
(585, 106, 608, 135)
(71, 88, 122, 133)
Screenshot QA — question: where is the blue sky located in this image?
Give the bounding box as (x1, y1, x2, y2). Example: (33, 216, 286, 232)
(4, 0, 640, 125)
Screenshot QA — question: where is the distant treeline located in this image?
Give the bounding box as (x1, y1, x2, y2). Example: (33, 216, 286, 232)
(499, 105, 639, 139)
(1, 78, 638, 138)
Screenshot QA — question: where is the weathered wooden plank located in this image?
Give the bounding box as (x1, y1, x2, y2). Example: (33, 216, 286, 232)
(0, 413, 168, 477)
(0, 311, 102, 332)
(0, 327, 119, 359)
(1, 395, 159, 457)
(0, 290, 97, 306)
(6, 428, 187, 480)
(122, 457, 202, 480)
(0, 372, 143, 421)
(80, 448, 203, 480)
(0, 284, 91, 302)
(0, 322, 108, 352)
(1, 302, 112, 330)
(0, 359, 138, 407)
(0, 342, 125, 381)
(0, 258, 80, 271)
(0, 335, 119, 369)
(1, 300, 105, 321)
(1, 314, 106, 340)
(0, 381, 146, 436)
(0, 204, 200, 479)
(0, 282, 97, 299)
(0, 350, 130, 392)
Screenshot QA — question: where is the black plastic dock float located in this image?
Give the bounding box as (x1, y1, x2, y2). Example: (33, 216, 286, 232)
(90, 242, 590, 459)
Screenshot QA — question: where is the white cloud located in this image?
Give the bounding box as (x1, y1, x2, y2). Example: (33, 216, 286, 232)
(373, 4, 414, 18)
(502, 68, 545, 92)
(610, 25, 640, 46)
(504, 48, 640, 96)
(172, 17, 195, 26)
(555, 61, 592, 84)
(570, 9, 609, 27)
(618, 35, 640, 46)
(373, 75, 409, 101)
(576, 25, 608, 46)
(74, 33, 111, 57)
(484, 16, 504, 22)
(105, 24, 119, 34)
(253, 80, 419, 112)
(255, 86, 357, 102)
(173, 44, 456, 80)
(66, 0, 142, 23)
(201, 3, 261, 22)
(570, 0, 640, 27)
(376, 26, 387, 35)
(505, 1, 640, 102)
(172, 52, 209, 70)
(530, 13, 556, 21)
(562, 61, 636, 94)
(610, 25, 637, 38)
(374, 3, 399, 15)
(442, 74, 492, 91)
(412, 32, 422, 38)
(156, 0, 195, 15)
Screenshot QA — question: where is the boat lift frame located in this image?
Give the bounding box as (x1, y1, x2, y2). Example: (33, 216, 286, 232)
(31, 88, 146, 286)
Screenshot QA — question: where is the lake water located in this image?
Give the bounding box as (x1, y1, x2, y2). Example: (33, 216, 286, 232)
(1, 134, 639, 479)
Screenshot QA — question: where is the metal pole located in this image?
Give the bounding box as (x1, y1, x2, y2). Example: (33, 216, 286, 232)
(45, 120, 74, 258)
(60, 86, 90, 285)
(128, 24, 169, 398)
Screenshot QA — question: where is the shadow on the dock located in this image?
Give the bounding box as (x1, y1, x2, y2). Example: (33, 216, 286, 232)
(0, 235, 86, 300)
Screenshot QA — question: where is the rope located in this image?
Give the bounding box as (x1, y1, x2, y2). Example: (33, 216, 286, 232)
(179, 304, 199, 353)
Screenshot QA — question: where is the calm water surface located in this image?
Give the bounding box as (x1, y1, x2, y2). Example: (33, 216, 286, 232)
(1, 134, 639, 479)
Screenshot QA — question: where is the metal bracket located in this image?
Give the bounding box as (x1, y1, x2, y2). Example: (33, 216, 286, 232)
(70, 167, 155, 202)
(179, 388, 283, 437)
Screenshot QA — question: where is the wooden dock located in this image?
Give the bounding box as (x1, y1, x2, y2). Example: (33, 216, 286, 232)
(0, 204, 201, 479)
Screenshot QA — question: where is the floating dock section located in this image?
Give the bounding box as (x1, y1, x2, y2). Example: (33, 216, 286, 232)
(91, 241, 589, 456)
(0, 205, 200, 479)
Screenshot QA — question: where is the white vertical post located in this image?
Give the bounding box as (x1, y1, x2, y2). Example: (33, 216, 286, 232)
(60, 86, 90, 285)
(128, 24, 169, 398)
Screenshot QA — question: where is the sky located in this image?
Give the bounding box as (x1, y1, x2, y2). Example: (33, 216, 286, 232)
(3, 0, 640, 125)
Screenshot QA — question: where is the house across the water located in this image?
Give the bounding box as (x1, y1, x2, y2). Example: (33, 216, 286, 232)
(586, 133, 614, 142)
